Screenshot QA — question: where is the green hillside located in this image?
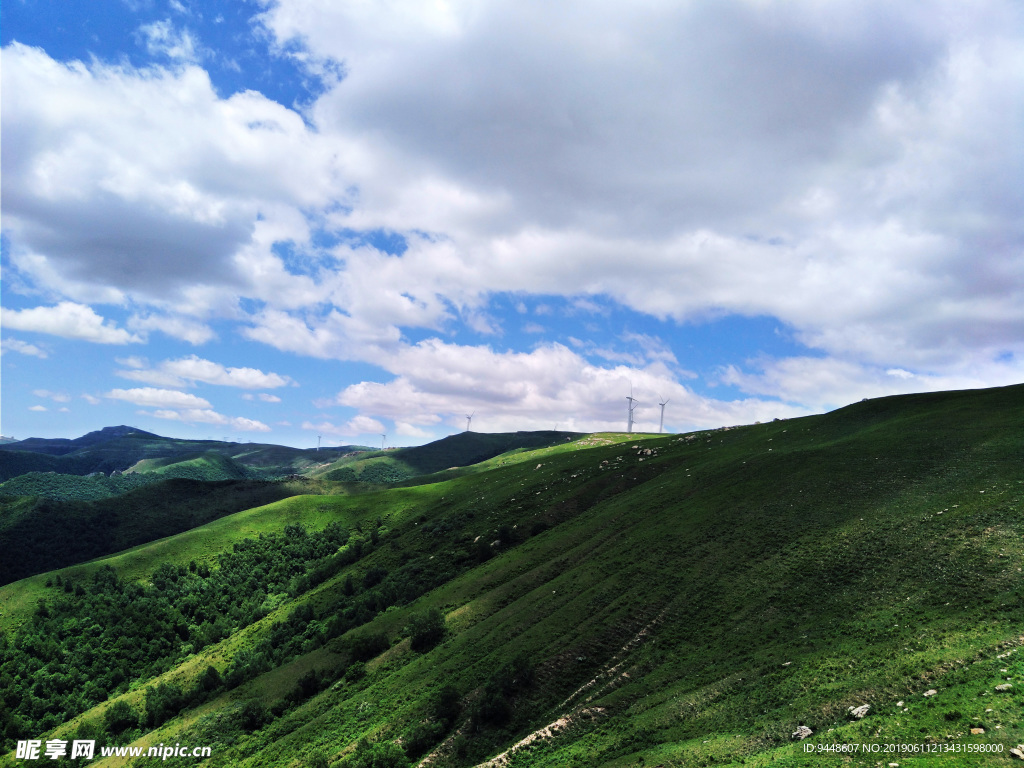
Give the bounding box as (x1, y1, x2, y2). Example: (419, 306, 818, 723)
(0, 479, 308, 586)
(317, 431, 585, 484)
(1, 385, 1022, 767)
(0, 427, 368, 480)
(125, 451, 253, 481)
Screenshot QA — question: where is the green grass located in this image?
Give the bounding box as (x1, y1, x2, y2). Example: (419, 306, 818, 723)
(314, 431, 588, 484)
(0, 478, 320, 586)
(2, 384, 1023, 768)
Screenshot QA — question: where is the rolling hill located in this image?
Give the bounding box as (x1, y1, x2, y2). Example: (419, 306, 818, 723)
(0, 384, 1022, 767)
(0, 427, 370, 481)
(315, 431, 585, 484)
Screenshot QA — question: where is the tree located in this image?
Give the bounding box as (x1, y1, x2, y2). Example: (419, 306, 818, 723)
(345, 739, 408, 768)
(407, 609, 445, 652)
(239, 699, 270, 731)
(103, 700, 137, 734)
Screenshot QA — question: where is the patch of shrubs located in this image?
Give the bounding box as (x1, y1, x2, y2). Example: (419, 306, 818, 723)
(407, 608, 446, 652)
(401, 685, 462, 759)
(470, 655, 534, 731)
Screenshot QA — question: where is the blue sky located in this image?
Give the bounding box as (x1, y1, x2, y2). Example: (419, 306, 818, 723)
(2, 0, 1022, 447)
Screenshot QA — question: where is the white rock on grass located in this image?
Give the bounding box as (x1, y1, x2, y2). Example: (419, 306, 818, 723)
(848, 704, 870, 719)
(995, 683, 1013, 692)
(792, 726, 813, 741)
(923, 689, 938, 697)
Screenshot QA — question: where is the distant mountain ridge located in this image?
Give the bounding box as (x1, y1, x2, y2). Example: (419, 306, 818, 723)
(0, 427, 370, 481)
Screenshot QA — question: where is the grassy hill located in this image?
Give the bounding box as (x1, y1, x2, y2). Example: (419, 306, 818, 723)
(1, 385, 1022, 767)
(316, 431, 585, 484)
(0, 478, 310, 586)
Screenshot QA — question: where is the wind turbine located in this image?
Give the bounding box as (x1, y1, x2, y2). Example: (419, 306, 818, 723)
(465, 412, 474, 432)
(317, 434, 322, 452)
(658, 396, 670, 433)
(380, 434, 386, 450)
(626, 388, 639, 433)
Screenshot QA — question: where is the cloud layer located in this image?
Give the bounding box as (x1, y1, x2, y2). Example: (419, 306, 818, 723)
(3, 1, 1022, 439)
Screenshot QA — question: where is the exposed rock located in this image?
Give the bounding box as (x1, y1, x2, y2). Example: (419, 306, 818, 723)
(970, 728, 985, 735)
(792, 726, 813, 741)
(1009, 746, 1024, 760)
(995, 683, 1013, 691)
(923, 689, 938, 697)
(848, 704, 870, 720)
(896, 701, 904, 708)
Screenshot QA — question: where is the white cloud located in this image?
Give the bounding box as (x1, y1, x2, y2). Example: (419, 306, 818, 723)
(0, 338, 48, 358)
(81, 394, 102, 405)
(116, 356, 148, 369)
(128, 314, 216, 344)
(2, 43, 347, 311)
(29, 405, 47, 412)
(33, 389, 71, 403)
(394, 421, 431, 438)
(323, 338, 808, 434)
(150, 408, 271, 431)
(718, 354, 1024, 413)
(116, 354, 294, 389)
(249, 0, 1023, 381)
(105, 387, 212, 409)
(137, 19, 199, 61)
(242, 393, 282, 402)
(301, 416, 386, 437)
(1, 302, 143, 344)
(3, 3, 1023, 435)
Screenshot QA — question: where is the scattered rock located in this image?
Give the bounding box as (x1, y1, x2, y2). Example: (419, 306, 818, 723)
(848, 704, 870, 720)
(995, 683, 1014, 692)
(535, 464, 543, 470)
(896, 701, 904, 708)
(792, 726, 813, 741)
(782, 661, 792, 667)
(923, 689, 938, 697)
(970, 728, 985, 735)
(1010, 746, 1024, 760)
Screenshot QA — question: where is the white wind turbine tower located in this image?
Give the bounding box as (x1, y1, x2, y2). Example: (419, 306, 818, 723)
(465, 412, 474, 432)
(317, 435, 322, 452)
(380, 434, 386, 450)
(626, 388, 639, 433)
(658, 396, 670, 433)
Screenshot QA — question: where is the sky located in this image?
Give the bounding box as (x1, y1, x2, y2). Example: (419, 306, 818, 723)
(1, 0, 1022, 448)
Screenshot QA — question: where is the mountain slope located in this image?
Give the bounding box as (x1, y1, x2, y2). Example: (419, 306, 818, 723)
(316, 431, 585, 484)
(0, 428, 369, 480)
(1, 384, 1022, 767)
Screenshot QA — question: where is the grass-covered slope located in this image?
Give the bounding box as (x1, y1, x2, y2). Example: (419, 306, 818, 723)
(0, 479, 307, 586)
(317, 431, 585, 484)
(1, 384, 1022, 768)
